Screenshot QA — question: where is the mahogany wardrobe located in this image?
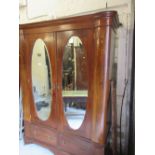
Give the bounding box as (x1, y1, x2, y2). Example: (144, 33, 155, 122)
(19, 11, 120, 155)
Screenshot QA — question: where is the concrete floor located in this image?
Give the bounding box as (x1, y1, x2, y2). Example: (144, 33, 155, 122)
(19, 139, 54, 155)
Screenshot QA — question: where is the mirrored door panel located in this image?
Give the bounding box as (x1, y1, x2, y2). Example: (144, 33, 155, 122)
(31, 39, 52, 121)
(62, 36, 88, 130)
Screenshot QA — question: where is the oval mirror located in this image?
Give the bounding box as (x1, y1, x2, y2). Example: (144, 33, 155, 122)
(32, 39, 52, 121)
(62, 36, 88, 130)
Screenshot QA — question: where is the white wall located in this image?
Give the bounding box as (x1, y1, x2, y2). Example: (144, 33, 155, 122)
(19, 0, 132, 24)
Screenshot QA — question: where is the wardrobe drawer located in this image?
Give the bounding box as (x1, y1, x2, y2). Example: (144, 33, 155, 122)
(59, 134, 93, 155)
(31, 125, 57, 146)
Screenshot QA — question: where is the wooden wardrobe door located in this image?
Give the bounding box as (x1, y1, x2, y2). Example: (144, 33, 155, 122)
(57, 29, 95, 139)
(23, 32, 58, 129)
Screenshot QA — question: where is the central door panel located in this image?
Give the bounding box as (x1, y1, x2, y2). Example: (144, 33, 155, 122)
(57, 30, 95, 139)
(24, 33, 58, 129)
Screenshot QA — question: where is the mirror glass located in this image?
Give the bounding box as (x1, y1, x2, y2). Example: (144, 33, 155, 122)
(62, 36, 88, 129)
(32, 39, 52, 121)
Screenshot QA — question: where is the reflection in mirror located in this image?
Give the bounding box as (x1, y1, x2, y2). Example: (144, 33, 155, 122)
(62, 36, 88, 129)
(32, 39, 52, 121)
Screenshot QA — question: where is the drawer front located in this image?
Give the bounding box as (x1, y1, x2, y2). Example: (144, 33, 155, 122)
(31, 125, 57, 146)
(59, 134, 93, 155)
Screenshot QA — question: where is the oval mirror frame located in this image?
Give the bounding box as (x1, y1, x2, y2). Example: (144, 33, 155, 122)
(62, 36, 88, 130)
(31, 39, 52, 121)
